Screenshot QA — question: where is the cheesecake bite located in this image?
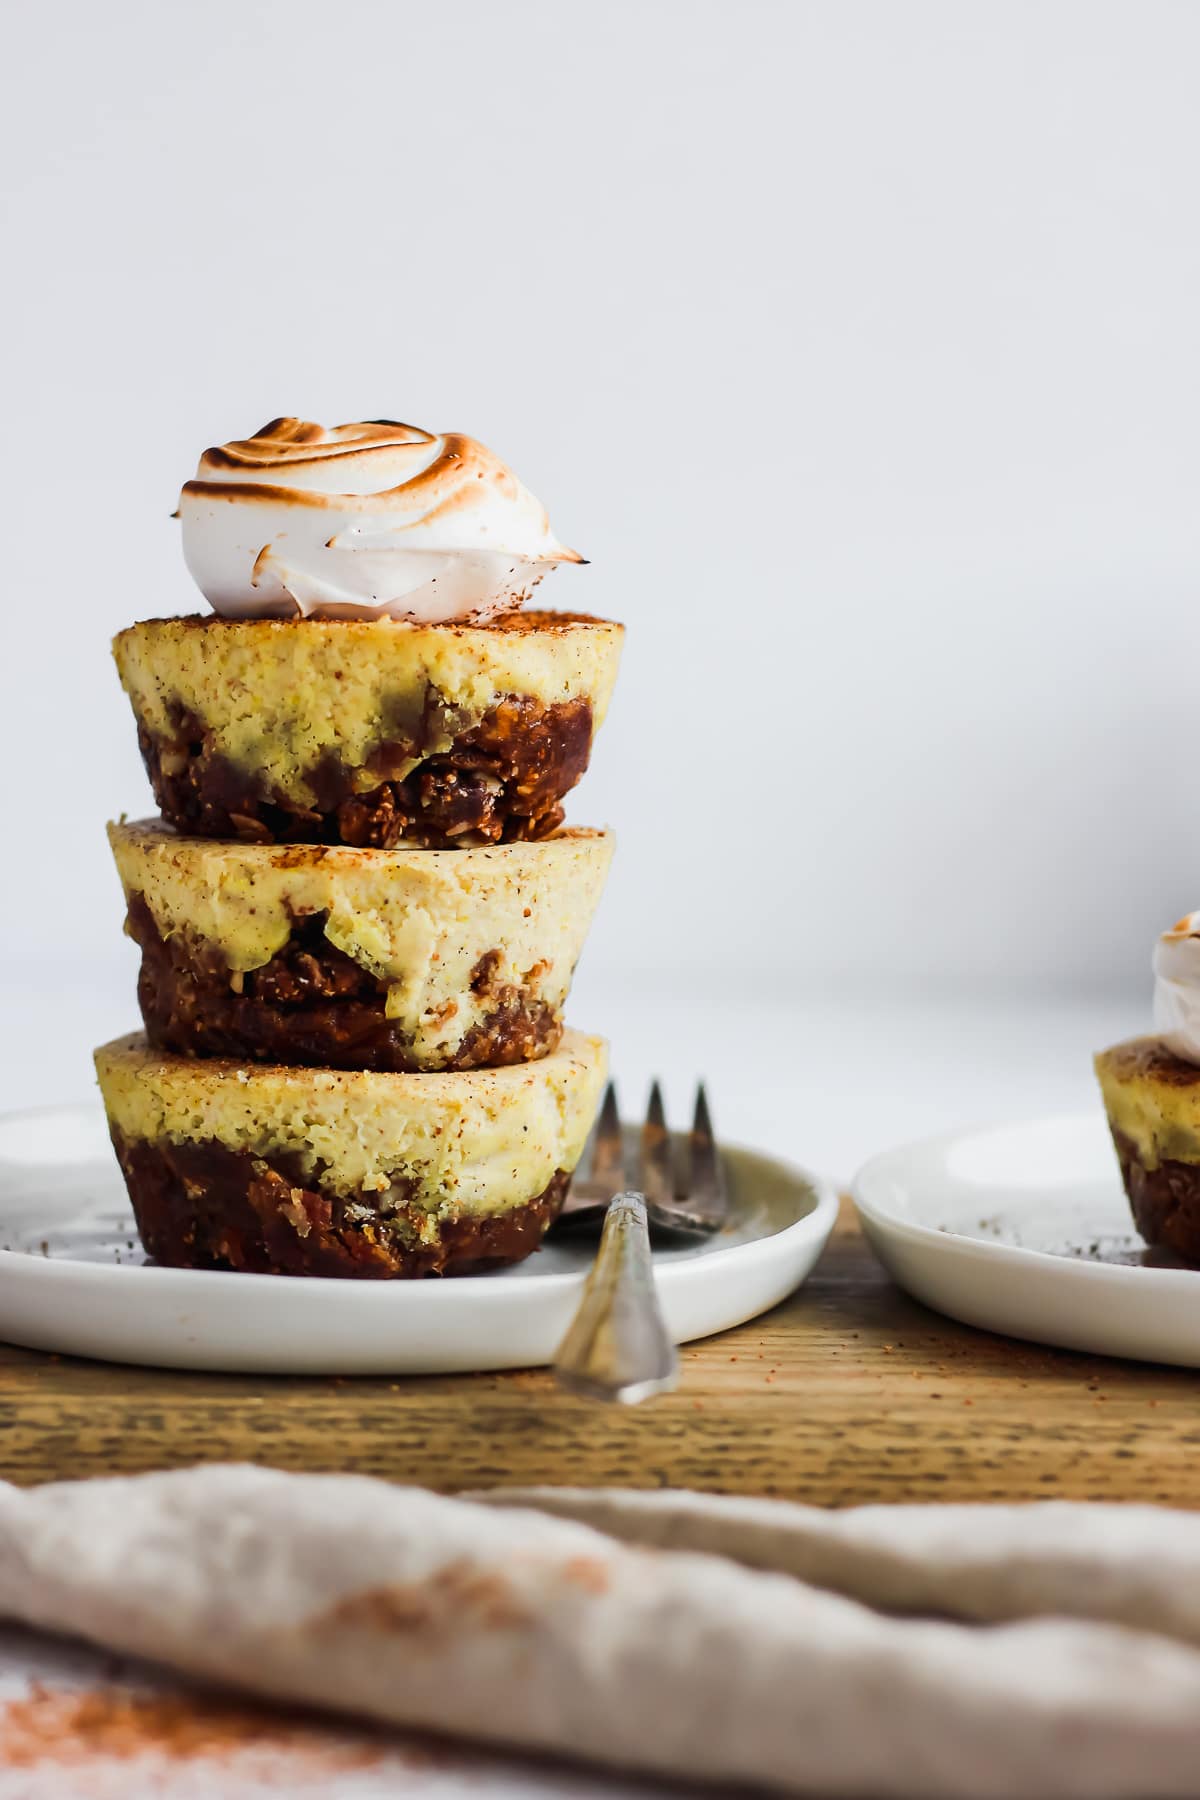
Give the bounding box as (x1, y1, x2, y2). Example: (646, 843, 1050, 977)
(1096, 912, 1200, 1262)
(115, 418, 622, 849)
(96, 1030, 607, 1278)
(110, 818, 613, 1073)
(114, 610, 623, 848)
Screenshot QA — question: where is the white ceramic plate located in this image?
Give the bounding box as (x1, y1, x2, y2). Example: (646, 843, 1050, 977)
(0, 1104, 837, 1374)
(852, 1110, 1200, 1366)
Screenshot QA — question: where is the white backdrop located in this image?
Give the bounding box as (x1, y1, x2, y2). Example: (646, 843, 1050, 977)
(2, 0, 1196, 1029)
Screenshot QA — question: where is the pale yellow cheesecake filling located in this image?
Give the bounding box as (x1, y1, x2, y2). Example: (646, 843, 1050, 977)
(95, 1029, 607, 1216)
(108, 819, 613, 1063)
(112, 613, 624, 800)
(1094, 1036, 1200, 1167)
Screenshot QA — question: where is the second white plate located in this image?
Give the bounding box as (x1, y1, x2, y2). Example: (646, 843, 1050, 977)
(0, 1105, 837, 1374)
(853, 1111, 1200, 1366)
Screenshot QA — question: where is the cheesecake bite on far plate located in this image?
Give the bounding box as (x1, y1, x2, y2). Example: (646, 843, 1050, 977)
(1096, 911, 1200, 1262)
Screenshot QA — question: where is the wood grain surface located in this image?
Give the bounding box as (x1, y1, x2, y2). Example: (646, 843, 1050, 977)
(2, 1201, 1197, 1503)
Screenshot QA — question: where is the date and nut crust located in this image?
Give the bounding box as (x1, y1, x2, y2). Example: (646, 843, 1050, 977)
(1109, 1127, 1200, 1265)
(138, 693, 594, 849)
(111, 1129, 570, 1279)
(128, 894, 562, 1074)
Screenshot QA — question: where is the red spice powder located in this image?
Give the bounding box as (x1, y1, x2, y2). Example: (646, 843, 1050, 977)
(0, 1684, 385, 1776)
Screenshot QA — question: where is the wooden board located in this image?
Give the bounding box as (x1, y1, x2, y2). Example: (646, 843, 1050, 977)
(2, 1201, 1198, 1503)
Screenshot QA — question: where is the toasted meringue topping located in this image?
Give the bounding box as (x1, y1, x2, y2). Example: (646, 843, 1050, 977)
(1153, 911, 1200, 1064)
(178, 418, 584, 623)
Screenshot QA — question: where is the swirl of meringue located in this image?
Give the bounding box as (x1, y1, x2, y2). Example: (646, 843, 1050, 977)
(1153, 912, 1200, 1063)
(177, 418, 584, 623)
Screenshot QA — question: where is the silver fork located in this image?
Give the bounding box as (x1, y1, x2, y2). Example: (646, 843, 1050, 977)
(557, 1081, 729, 1237)
(553, 1081, 729, 1404)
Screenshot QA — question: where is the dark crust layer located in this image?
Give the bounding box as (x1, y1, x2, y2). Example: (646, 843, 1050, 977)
(111, 1129, 570, 1279)
(1098, 1038, 1200, 1090)
(127, 895, 562, 1074)
(1111, 1127, 1200, 1265)
(137, 692, 594, 849)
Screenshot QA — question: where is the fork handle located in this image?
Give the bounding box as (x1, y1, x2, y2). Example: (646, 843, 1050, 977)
(553, 1192, 679, 1404)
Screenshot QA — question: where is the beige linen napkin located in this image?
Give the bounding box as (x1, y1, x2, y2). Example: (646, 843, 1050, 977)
(0, 1465, 1198, 1798)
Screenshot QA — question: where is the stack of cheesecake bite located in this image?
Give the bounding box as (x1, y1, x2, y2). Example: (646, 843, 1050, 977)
(95, 419, 621, 1278)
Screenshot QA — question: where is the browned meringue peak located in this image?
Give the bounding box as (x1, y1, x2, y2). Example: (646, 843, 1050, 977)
(178, 417, 584, 622)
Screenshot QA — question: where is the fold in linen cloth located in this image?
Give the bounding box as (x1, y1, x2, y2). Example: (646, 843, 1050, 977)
(0, 1466, 1198, 1798)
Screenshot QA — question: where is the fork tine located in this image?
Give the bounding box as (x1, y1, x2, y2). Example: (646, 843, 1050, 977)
(688, 1081, 728, 1216)
(589, 1082, 625, 1192)
(640, 1080, 674, 1207)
